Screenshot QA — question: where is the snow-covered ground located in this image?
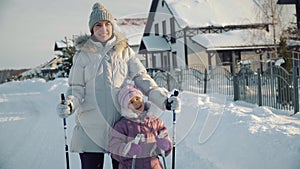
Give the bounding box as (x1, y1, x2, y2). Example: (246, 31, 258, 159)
(0, 78, 300, 169)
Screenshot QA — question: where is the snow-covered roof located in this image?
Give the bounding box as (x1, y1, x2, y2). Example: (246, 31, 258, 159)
(142, 36, 171, 52)
(54, 39, 74, 51)
(166, 0, 265, 28)
(117, 18, 147, 46)
(287, 39, 300, 46)
(192, 29, 275, 50)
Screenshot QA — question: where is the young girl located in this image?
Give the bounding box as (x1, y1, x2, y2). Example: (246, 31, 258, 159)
(110, 84, 173, 169)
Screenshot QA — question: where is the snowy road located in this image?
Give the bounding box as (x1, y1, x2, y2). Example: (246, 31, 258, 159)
(1, 92, 66, 168)
(1, 78, 300, 169)
(0, 79, 79, 169)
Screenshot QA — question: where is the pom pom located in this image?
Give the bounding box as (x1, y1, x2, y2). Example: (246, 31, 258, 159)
(92, 2, 105, 10)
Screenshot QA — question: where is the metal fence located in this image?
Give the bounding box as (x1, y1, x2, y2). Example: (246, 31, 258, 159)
(148, 60, 299, 115)
(235, 65, 296, 111)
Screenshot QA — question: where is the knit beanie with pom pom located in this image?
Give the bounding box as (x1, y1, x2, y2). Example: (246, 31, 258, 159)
(118, 84, 143, 109)
(89, 2, 114, 33)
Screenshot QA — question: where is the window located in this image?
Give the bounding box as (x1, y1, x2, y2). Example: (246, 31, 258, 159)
(217, 51, 240, 65)
(172, 52, 177, 68)
(161, 52, 164, 68)
(152, 53, 156, 68)
(145, 54, 149, 68)
(155, 24, 159, 36)
(163, 52, 170, 71)
(162, 20, 166, 37)
(170, 17, 176, 43)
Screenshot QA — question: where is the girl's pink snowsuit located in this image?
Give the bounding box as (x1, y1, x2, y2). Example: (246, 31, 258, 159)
(109, 105, 172, 169)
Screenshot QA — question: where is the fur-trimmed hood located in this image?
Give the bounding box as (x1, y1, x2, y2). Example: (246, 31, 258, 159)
(74, 31, 128, 55)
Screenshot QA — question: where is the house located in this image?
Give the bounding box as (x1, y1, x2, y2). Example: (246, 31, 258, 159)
(117, 18, 148, 65)
(16, 56, 62, 81)
(138, 0, 277, 73)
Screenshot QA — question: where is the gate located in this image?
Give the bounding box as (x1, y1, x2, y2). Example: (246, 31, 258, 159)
(151, 65, 233, 95)
(207, 66, 234, 96)
(236, 65, 294, 111)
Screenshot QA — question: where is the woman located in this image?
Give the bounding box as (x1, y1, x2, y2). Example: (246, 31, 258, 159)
(56, 2, 180, 169)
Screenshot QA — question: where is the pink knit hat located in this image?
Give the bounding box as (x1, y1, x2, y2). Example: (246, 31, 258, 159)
(118, 84, 142, 109)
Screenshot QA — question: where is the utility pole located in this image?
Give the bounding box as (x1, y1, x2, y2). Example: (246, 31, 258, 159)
(271, 0, 278, 58)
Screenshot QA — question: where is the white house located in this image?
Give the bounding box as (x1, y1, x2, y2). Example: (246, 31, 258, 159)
(138, 0, 277, 72)
(117, 18, 148, 65)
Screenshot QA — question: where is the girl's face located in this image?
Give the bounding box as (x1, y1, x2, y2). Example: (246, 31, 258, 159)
(128, 96, 145, 114)
(92, 20, 113, 42)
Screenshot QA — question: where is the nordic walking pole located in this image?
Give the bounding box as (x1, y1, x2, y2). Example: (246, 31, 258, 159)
(61, 93, 70, 169)
(171, 90, 179, 169)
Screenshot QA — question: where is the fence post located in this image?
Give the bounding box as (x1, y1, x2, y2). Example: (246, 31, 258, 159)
(204, 68, 207, 94)
(175, 69, 182, 91)
(232, 62, 239, 101)
(167, 73, 171, 91)
(293, 66, 299, 114)
(233, 75, 239, 101)
(257, 68, 262, 106)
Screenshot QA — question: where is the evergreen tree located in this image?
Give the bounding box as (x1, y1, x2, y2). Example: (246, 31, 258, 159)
(56, 37, 76, 77)
(278, 36, 291, 72)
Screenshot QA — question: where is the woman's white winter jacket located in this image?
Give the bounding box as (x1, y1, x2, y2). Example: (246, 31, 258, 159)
(65, 33, 168, 153)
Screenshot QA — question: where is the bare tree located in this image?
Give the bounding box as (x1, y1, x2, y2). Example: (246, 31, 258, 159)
(255, 0, 296, 42)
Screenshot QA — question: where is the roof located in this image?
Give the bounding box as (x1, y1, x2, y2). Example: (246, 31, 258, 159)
(277, 0, 297, 4)
(117, 18, 147, 46)
(141, 36, 171, 52)
(54, 40, 74, 51)
(287, 39, 300, 46)
(165, 0, 265, 28)
(191, 29, 275, 50)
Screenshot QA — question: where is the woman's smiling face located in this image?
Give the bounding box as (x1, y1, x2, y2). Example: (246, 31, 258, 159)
(92, 20, 113, 42)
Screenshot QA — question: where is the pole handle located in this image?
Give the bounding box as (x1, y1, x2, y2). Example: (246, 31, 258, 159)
(173, 90, 179, 97)
(61, 93, 65, 104)
(166, 90, 179, 110)
(61, 93, 72, 113)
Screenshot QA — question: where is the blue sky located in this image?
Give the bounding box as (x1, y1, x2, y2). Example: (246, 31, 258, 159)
(0, 0, 151, 69)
